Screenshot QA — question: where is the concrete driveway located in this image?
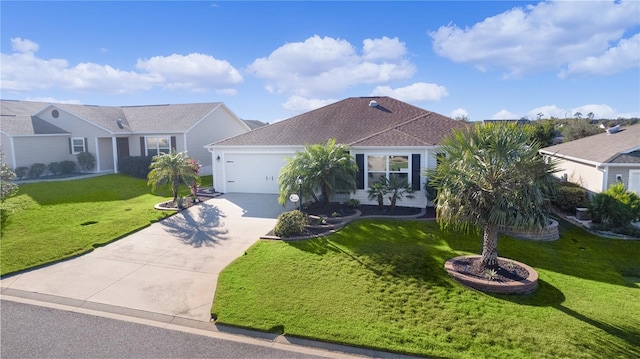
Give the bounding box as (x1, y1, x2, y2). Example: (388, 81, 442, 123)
(1, 193, 293, 322)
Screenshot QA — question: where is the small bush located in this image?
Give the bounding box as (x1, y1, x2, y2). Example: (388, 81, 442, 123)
(28, 163, 46, 178)
(119, 156, 153, 179)
(345, 199, 360, 209)
(59, 161, 76, 174)
(76, 152, 96, 172)
(589, 183, 640, 228)
(14, 167, 28, 179)
(552, 181, 589, 212)
(590, 223, 640, 238)
(274, 210, 308, 238)
(48, 162, 62, 175)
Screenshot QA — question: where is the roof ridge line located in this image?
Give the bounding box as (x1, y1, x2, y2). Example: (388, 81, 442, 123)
(347, 112, 431, 146)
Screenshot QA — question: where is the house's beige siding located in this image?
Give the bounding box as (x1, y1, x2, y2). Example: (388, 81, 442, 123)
(607, 167, 640, 192)
(188, 105, 249, 175)
(12, 136, 73, 170)
(554, 158, 604, 194)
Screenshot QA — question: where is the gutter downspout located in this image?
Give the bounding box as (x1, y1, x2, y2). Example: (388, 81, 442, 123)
(596, 164, 608, 192)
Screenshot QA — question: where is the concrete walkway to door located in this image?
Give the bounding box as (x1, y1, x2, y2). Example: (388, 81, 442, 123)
(1, 193, 293, 322)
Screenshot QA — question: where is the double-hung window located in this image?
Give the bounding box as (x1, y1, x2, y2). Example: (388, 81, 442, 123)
(367, 155, 410, 186)
(71, 137, 85, 154)
(145, 136, 171, 157)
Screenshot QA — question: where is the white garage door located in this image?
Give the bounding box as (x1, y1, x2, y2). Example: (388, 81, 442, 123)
(224, 153, 288, 194)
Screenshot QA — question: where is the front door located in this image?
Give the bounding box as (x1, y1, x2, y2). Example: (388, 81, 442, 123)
(116, 137, 129, 159)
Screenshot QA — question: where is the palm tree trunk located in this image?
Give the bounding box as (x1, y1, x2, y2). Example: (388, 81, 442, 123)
(481, 223, 499, 268)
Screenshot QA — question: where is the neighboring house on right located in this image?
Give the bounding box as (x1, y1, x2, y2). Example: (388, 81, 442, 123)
(539, 123, 640, 195)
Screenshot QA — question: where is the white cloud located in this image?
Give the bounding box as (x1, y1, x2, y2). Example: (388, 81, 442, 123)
(560, 34, 640, 78)
(247, 35, 415, 97)
(430, 0, 640, 78)
(11, 37, 38, 53)
(491, 109, 518, 120)
(362, 36, 407, 60)
(370, 82, 448, 102)
(1, 38, 243, 94)
(282, 95, 338, 114)
(526, 104, 638, 119)
(527, 105, 566, 119)
(24, 97, 82, 104)
(449, 108, 469, 119)
(136, 53, 243, 92)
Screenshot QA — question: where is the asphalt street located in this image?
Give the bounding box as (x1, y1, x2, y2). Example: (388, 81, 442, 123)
(0, 300, 332, 359)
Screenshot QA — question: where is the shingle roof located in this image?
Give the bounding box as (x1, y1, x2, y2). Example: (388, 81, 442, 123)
(1, 100, 223, 135)
(210, 97, 467, 147)
(540, 124, 640, 164)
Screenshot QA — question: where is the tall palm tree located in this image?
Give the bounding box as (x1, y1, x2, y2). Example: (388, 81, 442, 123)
(147, 150, 200, 203)
(427, 123, 556, 268)
(278, 139, 358, 206)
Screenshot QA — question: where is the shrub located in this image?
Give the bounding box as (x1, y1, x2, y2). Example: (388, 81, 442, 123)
(589, 183, 640, 228)
(48, 162, 62, 175)
(119, 156, 153, 179)
(552, 181, 589, 212)
(345, 199, 360, 209)
(76, 152, 96, 172)
(274, 210, 308, 238)
(59, 161, 76, 174)
(14, 167, 28, 179)
(590, 223, 640, 238)
(28, 163, 46, 178)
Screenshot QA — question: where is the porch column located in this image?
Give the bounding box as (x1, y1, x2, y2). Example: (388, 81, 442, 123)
(112, 137, 119, 174)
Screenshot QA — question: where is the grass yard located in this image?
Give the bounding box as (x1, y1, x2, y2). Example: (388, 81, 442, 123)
(212, 219, 640, 359)
(0, 174, 212, 276)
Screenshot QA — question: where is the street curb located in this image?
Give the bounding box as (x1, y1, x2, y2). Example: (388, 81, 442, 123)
(0, 289, 422, 359)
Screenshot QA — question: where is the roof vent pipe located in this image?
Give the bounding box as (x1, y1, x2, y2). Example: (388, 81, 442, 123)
(369, 100, 378, 107)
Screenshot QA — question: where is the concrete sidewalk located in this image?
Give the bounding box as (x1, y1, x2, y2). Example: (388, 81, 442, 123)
(1, 193, 292, 321)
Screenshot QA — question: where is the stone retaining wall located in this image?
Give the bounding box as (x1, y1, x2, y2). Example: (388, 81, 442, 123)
(500, 219, 559, 241)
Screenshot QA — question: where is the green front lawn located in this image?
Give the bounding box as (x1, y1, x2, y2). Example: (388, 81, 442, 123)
(212, 219, 640, 359)
(0, 174, 212, 276)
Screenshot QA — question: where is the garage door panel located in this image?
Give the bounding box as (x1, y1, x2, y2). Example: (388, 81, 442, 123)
(224, 154, 287, 194)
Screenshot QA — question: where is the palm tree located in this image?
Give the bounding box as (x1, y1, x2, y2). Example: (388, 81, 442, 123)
(278, 139, 358, 206)
(147, 150, 201, 204)
(427, 123, 556, 268)
(386, 175, 414, 212)
(367, 180, 388, 211)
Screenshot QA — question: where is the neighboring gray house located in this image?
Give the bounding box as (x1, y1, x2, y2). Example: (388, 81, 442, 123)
(0, 100, 250, 175)
(539, 123, 640, 195)
(205, 96, 468, 208)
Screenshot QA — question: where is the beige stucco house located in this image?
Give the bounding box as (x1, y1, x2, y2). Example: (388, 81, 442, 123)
(205, 96, 468, 208)
(539, 123, 640, 195)
(0, 100, 250, 176)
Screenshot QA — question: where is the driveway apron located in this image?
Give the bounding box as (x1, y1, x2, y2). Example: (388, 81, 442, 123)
(1, 194, 292, 321)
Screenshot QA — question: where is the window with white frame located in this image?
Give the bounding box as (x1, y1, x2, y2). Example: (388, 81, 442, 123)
(629, 170, 640, 195)
(367, 155, 410, 187)
(145, 136, 171, 156)
(71, 137, 85, 154)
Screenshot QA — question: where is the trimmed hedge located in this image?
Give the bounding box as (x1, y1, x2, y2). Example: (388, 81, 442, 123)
(552, 181, 589, 212)
(28, 163, 46, 178)
(14, 167, 28, 179)
(274, 210, 308, 238)
(60, 161, 76, 174)
(118, 156, 154, 179)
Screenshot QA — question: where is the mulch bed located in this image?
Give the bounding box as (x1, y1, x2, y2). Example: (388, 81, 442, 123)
(450, 256, 530, 283)
(302, 202, 431, 218)
(156, 196, 213, 210)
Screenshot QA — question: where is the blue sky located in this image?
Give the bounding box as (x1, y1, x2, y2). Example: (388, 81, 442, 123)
(1, 1, 639, 123)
